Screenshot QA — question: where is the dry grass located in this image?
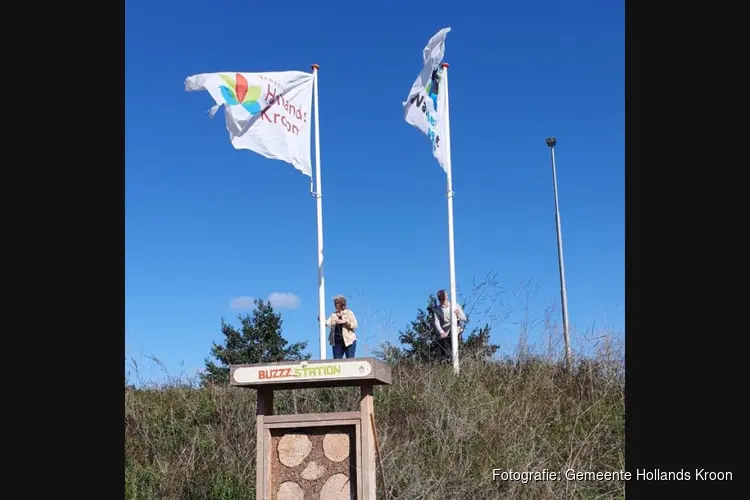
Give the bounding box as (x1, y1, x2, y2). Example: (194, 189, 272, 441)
(125, 331, 624, 499)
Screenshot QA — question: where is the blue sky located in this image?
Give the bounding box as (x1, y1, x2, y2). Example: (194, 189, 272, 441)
(125, 0, 624, 381)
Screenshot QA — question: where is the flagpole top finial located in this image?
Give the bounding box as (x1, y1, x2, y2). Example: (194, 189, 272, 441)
(311, 64, 320, 71)
(441, 62, 450, 69)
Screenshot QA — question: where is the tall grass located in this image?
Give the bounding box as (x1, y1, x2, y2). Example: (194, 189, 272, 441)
(125, 329, 624, 499)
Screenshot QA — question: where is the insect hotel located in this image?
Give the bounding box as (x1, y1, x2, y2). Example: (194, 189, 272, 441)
(230, 358, 392, 500)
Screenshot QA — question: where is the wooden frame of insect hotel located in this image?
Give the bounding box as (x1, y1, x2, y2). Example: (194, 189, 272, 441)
(230, 357, 392, 500)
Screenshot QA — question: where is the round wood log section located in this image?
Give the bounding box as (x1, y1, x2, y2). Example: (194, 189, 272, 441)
(319, 473, 351, 500)
(277, 433, 313, 468)
(277, 481, 304, 500)
(322, 432, 350, 462)
(300, 460, 327, 481)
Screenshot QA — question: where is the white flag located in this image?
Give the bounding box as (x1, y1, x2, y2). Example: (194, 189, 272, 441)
(403, 28, 451, 172)
(185, 70, 314, 178)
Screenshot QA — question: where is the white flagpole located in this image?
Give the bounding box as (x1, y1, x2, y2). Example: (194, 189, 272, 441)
(441, 63, 460, 375)
(311, 64, 327, 360)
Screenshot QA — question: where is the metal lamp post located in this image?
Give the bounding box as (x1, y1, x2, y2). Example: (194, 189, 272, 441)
(546, 137, 572, 371)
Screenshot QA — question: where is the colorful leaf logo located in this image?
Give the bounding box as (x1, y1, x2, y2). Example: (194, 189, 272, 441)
(218, 73, 262, 115)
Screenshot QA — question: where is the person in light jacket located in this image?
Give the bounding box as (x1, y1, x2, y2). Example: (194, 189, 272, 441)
(326, 294, 359, 359)
(433, 289, 467, 363)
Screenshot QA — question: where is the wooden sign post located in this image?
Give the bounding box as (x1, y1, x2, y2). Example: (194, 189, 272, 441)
(230, 358, 391, 500)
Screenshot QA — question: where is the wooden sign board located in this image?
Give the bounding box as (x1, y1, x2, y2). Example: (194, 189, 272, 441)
(229, 357, 391, 390)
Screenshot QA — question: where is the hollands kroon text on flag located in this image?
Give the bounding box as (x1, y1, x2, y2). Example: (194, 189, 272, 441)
(185, 70, 315, 178)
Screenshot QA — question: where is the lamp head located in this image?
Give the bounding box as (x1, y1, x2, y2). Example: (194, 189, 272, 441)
(545, 137, 557, 148)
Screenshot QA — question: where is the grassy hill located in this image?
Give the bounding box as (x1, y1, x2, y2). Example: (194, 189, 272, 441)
(125, 341, 624, 499)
